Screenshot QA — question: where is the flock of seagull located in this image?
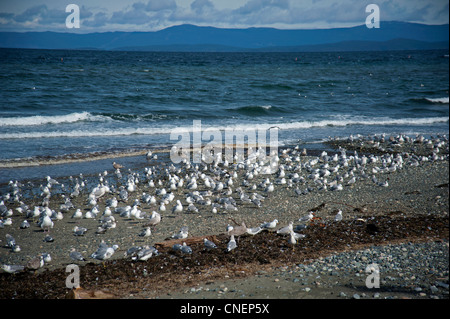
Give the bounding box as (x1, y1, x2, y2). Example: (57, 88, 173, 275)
(0, 133, 448, 273)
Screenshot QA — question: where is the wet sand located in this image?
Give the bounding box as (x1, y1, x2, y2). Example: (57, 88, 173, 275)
(0, 134, 448, 299)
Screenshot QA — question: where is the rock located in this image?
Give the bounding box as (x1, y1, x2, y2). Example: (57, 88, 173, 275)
(436, 281, 449, 289)
(353, 293, 360, 299)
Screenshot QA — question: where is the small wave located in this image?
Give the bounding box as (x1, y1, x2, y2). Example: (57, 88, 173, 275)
(1, 117, 447, 140)
(0, 112, 106, 127)
(229, 105, 281, 116)
(274, 117, 449, 130)
(425, 97, 449, 104)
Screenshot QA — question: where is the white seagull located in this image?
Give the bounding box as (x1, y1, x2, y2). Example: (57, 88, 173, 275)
(334, 210, 343, 222)
(226, 235, 237, 252)
(260, 219, 278, 230)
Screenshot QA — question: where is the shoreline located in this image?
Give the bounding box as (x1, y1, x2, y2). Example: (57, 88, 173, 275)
(0, 133, 448, 299)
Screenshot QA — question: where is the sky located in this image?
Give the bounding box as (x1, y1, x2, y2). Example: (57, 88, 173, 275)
(0, 0, 448, 33)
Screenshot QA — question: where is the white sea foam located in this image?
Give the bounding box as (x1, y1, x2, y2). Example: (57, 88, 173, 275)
(425, 97, 449, 104)
(0, 112, 106, 127)
(0, 117, 447, 140)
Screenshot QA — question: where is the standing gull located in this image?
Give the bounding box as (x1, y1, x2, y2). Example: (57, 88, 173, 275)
(40, 214, 54, 232)
(145, 211, 161, 228)
(334, 210, 343, 222)
(172, 200, 183, 214)
(112, 162, 124, 170)
(226, 235, 237, 252)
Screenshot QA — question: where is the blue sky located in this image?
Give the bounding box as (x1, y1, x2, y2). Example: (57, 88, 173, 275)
(0, 0, 448, 32)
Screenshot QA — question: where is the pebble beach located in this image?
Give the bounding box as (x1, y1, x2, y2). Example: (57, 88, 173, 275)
(0, 133, 448, 299)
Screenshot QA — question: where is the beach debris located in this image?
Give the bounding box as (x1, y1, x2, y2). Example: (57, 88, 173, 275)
(66, 288, 116, 299)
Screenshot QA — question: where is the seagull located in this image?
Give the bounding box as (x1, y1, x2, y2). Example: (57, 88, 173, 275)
(42, 253, 52, 263)
(378, 180, 389, 187)
(246, 226, 263, 235)
(105, 197, 118, 208)
(73, 226, 87, 236)
(71, 209, 83, 219)
(112, 162, 123, 170)
(171, 226, 188, 239)
(69, 248, 86, 261)
(1, 264, 25, 274)
(139, 227, 152, 237)
(299, 211, 314, 223)
(145, 211, 161, 227)
(203, 238, 217, 250)
(187, 203, 199, 213)
(226, 235, 237, 252)
(260, 219, 278, 230)
(135, 246, 158, 261)
(40, 215, 55, 231)
(119, 187, 129, 202)
(5, 234, 16, 249)
(289, 230, 297, 245)
(294, 223, 308, 232)
(276, 221, 294, 235)
(1, 218, 12, 226)
(180, 242, 193, 254)
(46, 176, 59, 185)
(334, 210, 343, 222)
(26, 255, 44, 271)
(173, 242, 192, 254)
(264, 183, 274, 193)
(20, 220, 30, 229)
(43, 234, 54, 242)
(90, 240, 118, 260)
(172, 200, 183, 214)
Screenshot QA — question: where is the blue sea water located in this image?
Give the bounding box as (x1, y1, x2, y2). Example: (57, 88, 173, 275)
(0, 48, 448, 184)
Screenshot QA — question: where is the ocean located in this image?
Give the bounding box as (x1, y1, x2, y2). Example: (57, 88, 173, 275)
(0, 48, 448, 186)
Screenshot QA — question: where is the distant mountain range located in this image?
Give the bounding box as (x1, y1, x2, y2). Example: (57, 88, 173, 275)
(0, 22, 448, 52)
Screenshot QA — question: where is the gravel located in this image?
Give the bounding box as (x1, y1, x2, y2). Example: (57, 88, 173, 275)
(163, 240, 449, 299)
